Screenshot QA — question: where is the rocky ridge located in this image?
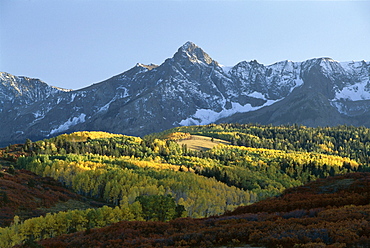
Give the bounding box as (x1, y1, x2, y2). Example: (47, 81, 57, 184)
(1, 42, 369, 146)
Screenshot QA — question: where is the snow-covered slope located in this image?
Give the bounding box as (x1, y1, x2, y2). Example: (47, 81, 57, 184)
(1, 42, 369, 146)
(332, 61, 370, 101)
(0, 72, 69, 111)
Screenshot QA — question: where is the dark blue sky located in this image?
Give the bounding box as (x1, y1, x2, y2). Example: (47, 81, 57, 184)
(1, 0, 369, 90)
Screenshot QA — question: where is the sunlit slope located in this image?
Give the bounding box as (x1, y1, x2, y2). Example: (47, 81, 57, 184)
(17, 128, 362, 211)
(176, 135, 230, 151)
(0, 124, 369, 248)
(57, 131, 125, 142)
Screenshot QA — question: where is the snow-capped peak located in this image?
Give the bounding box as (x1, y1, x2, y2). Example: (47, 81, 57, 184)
(180, 41, 197, 50)
(0, 72, 68, 103)
(174, 41, 214, 65)
(1, 43, 370, 147)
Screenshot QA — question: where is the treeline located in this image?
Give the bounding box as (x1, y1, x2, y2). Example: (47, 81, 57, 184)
(157, 123, 370, 165)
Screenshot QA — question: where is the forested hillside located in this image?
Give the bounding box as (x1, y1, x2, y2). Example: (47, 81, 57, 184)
(20, 172, 370, 248)
(0, 125, 369, 247)
(155, 123, 370, 166)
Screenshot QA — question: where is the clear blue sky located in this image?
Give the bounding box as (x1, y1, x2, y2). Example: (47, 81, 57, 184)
(1, 0, 370, 90)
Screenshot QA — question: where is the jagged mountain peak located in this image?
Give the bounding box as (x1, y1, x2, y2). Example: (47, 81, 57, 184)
(173, 41, 214, 65)
(0, 72, 70, 105)
(303, 57, 343, 69)
(1, 44, 370, 147)
(232, 59, 266, 69)
(0, 72, 71, 92)
(181, 41, 197, 50)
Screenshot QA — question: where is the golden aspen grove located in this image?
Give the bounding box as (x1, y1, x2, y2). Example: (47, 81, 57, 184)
(0, 125, 369, 247)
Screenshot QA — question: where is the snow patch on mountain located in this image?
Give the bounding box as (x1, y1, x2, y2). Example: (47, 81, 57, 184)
(2, 42, 370, 147)
(98, 88, 130, 113)
(248, 91, 266, 100)
(98, 101, 113, 113)
(293, 78, 304, 88)
(330, 100, 370, 117)
(179, 99, 280, 126)
(98, 98, 119, 113)
(333, 81, 370, 101)
(330, 101, 347, 115)
(70, 93, 77, 102)
(340, 61, 369, 73)
(33, 111, 44, 119)
(50, 113, 86, 135)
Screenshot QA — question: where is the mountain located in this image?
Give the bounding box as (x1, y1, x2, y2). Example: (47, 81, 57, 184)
(1, 42, 370, 146)
(219, 58, 370, 127)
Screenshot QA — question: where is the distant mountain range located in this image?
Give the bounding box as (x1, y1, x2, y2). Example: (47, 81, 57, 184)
(1, 41, 370, 146)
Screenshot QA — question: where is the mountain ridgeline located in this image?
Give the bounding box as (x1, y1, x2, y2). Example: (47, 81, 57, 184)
(1, 42, 370, 146)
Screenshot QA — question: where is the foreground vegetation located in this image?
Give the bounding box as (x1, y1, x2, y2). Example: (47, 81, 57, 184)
(0, 124, 369, 247)
(25, 173, 370, 248)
